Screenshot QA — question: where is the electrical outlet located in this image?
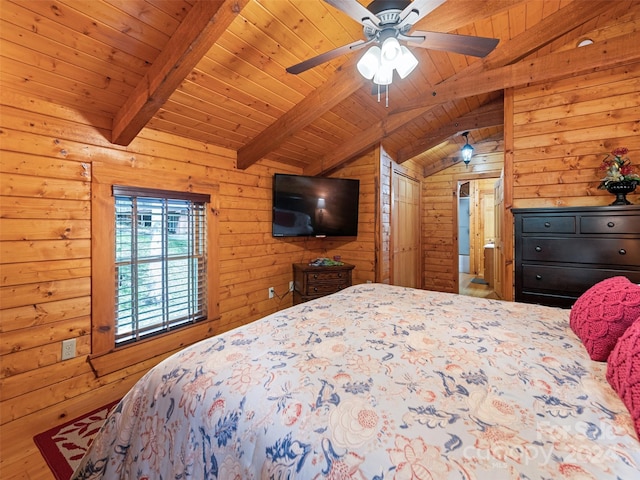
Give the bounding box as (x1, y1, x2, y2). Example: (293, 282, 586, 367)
(268, 287, 275, 299)
(61, 338, 76, 360)
(289, 281, 294, 292)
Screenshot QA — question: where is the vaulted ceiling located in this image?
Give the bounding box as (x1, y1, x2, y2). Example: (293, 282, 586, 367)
(2, 0, 639, 176)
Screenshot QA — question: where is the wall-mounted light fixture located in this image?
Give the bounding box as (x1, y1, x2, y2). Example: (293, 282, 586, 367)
(461, 132, 474, 166)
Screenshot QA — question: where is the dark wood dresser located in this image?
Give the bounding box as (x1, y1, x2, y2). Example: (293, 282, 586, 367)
(513, 205, 640, 308)
(292, 263, 354, 305)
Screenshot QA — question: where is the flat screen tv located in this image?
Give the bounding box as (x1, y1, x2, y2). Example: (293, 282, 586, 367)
(272, 173, 360, 237)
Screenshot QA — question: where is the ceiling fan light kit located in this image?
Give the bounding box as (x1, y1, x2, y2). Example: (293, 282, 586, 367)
(358, 38, 419, 85)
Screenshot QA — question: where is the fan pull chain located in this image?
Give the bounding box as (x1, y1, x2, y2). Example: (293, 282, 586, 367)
(376, 83, 390, 108)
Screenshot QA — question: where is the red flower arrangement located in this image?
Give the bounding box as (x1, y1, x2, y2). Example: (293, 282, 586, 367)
(598, 147, 640, 189)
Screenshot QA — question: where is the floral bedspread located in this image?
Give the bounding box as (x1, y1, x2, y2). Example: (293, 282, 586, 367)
(72, 284, 640, 479)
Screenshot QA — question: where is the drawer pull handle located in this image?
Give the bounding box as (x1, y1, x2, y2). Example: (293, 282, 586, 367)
(535, 246, 542, 252)
(619, 249, 626, 255)
(338, 273, 342, 278)
(608, 222, 615, 228)
(544, 222, 551, 228)
(535, 274, 542, 280)
(313, 287, 318, 292)
(313, 274, 318, 279)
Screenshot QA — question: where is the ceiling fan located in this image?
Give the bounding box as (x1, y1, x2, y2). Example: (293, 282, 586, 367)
(286, 0, 500, 84)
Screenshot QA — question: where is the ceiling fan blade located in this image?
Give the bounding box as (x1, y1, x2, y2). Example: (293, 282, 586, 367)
(397, 0, 446, 30)
(323, 0, 380, 28)
(286, 39, 369, 74)
(406, 31, 499, 57)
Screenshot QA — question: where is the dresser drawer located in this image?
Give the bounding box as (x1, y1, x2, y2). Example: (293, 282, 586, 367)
(521, 264, 640, 295)
(521, 237, 640, 266)
(521, 216, 576, 233)
(580, 215, 640, 234)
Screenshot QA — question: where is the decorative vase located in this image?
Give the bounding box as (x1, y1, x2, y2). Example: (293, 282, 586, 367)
(606, 180, 638, 205)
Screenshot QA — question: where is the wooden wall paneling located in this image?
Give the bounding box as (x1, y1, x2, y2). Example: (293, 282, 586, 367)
(511, 62, 640, 208)
(321, 148, 378, 285)
(0, 89, 338, 476)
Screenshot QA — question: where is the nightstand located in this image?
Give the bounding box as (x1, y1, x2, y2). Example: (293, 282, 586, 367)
(292, 263, 354, 305)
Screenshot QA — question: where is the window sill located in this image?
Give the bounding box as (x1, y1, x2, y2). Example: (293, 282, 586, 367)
(88, 317, 218, 377)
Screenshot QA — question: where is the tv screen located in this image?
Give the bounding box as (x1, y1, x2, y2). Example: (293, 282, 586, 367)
(272, 174, 360, 237)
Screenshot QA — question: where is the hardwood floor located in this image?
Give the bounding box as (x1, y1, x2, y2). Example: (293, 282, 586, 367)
(459, 272, 498, 299)
(2, 435, 53, 480)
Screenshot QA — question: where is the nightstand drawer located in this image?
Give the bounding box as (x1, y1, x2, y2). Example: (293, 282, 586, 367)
(305, 270, 350, 285)
(581, 215, 640, 234)
(521, 237, 639, 266)
(521, 216, 575, 233)
(303, 281, 348, 296)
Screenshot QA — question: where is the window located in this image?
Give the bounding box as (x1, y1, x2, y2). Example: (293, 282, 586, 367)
(112, 186, 209, 346)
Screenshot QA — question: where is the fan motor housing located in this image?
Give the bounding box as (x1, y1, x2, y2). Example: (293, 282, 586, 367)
(367, 0, 412, 17)
(364, 0, 413, 38)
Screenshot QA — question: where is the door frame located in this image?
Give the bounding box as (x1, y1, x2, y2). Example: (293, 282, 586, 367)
(452, 172, 500, 294)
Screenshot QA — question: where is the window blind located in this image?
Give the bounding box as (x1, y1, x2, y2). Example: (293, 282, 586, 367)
(113, 188, 208, 345)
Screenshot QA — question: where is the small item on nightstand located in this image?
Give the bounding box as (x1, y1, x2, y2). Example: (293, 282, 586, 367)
(333, 255, 341, 262)
(309, 257, 344, 266)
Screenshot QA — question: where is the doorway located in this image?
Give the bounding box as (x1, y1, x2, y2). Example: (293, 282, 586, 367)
(457, 178, 498, 298)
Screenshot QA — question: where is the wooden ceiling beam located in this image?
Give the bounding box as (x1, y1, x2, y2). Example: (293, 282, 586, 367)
(305, 0, 622, 176)
(236, 57, 366, 170)
(395, 98, 504, 163)
(111, 0, 248, 146)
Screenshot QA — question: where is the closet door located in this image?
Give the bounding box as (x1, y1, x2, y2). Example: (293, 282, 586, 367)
(391, 171, 421, 288)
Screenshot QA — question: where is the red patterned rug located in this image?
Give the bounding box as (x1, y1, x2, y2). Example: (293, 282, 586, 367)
(34, 400, 119, 480)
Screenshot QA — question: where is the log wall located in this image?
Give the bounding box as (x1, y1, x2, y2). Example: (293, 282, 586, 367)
(499, 62, 640, 299)
(510, 62, 640, 209)
(0, 87, 377, 477)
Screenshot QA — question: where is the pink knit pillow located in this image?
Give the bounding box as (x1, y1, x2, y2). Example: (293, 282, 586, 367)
(606, 316, 640, 439)
(569, 276, 640, 361)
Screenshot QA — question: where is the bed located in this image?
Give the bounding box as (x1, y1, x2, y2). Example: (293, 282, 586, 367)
(72, 283, 640, 479)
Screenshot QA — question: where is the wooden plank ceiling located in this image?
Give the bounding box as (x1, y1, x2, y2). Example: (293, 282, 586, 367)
(2, 0, 639, 176)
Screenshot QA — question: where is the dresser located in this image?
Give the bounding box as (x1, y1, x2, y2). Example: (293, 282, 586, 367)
(513, 206, 640, 308)
(292, 262, 354, 305)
